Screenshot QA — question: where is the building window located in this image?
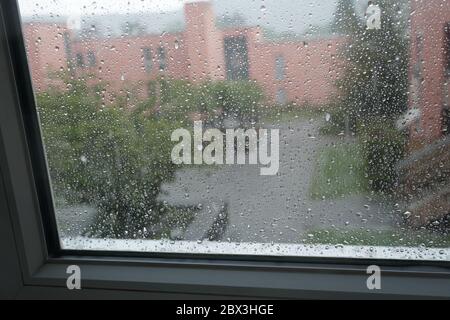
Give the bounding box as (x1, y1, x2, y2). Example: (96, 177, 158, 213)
(445, 23, 450, 76)
(443, 24, 450, 135)
(414, 34, 424, 79)
(87, 50, 96, 67)
(143, 47, 152, 73)
(76, 53, 85, 68)
(276, 88, 287, 105)
(158, 46, 166, 71)
(275, 55, 285, 81)
(63, 32, 72, 68)
(444, 106, 450, 135)
(224, 36, 250, 81)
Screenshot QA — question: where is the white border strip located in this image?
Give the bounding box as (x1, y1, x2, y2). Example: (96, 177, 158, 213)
(62, 237, 450, 261)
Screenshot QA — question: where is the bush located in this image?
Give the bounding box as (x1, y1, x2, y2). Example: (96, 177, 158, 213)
(319, 105, 348, 135)
(39, 78, 265, 238)
(156, 79, 265, 127)
(144, 78, 198, 123)
(37, 81, 180, 239)
(318, 100, 363, 136)
(360, 121, 406, 193)
(208, 81, 264, 123)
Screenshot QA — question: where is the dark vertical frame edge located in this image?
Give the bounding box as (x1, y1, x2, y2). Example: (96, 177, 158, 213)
(0, 0, 61, 256)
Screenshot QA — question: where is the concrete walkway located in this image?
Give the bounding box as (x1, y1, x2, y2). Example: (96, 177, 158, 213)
(159, 119, 400, 243)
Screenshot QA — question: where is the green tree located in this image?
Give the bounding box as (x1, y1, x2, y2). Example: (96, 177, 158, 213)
(332, 0, 359, 35)
(198, 81, 265, 127)
(330, 0, 409, 193)
(37, 80, 179, 238)
(333, 0, 409, 126)
(155, 79, 265, 127)
(39, 77, 266, 236)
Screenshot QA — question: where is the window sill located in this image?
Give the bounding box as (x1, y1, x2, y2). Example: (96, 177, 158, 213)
(62, 237, 450, 262)
(23, 253, 450, 299)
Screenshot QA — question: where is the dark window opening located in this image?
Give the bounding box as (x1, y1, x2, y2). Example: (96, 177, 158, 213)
(63, 32, 72, 68)
(224, 36, 249, 81)
(158, 47, 166, 71)
(143, 47, 152, 73)
(275, 55, 285, 81)
(276, 88, 287, 105)
(87, 50, 96, 67)
(76, 53, 85, 68)
(414, 34, 424, 78)
(444, 106, 450, 135)
(444, 23, 450, 77)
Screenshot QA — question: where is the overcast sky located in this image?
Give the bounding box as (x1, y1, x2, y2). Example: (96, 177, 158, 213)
(18, 0, 342, 35)
(18, 0, 191, 16)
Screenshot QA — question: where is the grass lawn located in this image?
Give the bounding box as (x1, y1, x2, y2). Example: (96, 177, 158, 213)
(304, 228, 450, 248)
(310, 143, 369, 199)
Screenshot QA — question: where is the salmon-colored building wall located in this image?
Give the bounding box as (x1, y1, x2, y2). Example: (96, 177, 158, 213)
(23, 23, 70, 91)
(254, 39, 342, 105)
(71, 32, 189, 101)
(184, 1, 225, 82)
(219, 25, 343, 105)
(409, 0, 450, 147)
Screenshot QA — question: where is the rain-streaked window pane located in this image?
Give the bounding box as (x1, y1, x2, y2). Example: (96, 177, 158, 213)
(18, 0, 450, 261)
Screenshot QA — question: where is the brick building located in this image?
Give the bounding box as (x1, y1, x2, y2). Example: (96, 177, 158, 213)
(22, 23, 71, 91)
(22, 0, 450, 146)
(408, 0, 450, 148)
(23, 1, 343, 107)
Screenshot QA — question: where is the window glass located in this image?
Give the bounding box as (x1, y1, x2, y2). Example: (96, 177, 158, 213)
(87, 50, 96, 67)
(224, 36, 250, 80)
(445, 23, 450, 75)
(18, 0, 450, 260)
(157, 46, 166, 71)
(76, 53, 84, 68)
(276, 88, 287, 105)
(275, 55, 285, 81)
(143, 47, 153, 73)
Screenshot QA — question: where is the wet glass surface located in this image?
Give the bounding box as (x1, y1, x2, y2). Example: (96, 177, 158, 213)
(18, 0, 450, 260)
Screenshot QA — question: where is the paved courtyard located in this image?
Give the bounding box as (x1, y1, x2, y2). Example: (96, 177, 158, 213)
(159, 119, 401, 243)
(55, 118, 401, 242)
